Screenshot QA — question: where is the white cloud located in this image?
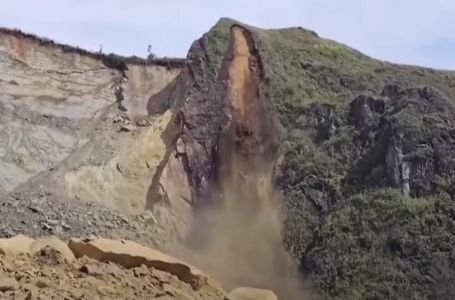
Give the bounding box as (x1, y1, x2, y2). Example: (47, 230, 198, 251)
(0, 0, 453, 69)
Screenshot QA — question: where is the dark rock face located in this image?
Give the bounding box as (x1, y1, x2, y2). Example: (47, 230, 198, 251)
(347, 85, 455, 198)
(385, 133, 411, 194)
(349, 94, 386, 143)
(305, 187, 330, 212)
(167, 34, 229, 205)
(281, 85, 455, 299)
(307, 103, 342, 142)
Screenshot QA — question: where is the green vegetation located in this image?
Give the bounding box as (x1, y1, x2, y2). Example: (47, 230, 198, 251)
(254, 23, 455, 300)
(203, 19, 455, 300)
(102, 53, 130, 73)
(100, 53, 185, 72)
(0, 27, 185, 72)
(304, 190, 455, 300)
(201, 18, 235, 73)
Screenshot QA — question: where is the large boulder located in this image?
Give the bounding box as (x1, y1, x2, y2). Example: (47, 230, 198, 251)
(0, 235, 34, 256)
(0, 235, 75, 264)
(68, 238, 213, 290)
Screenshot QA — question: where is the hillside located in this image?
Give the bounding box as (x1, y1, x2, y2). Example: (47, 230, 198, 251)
(161, 18, 455, 300)
(1, 18, 455, 300)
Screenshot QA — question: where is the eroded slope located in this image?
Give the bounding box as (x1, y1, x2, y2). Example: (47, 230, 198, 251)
(0, 31, 115, 193)
(0, 29, 181, 213)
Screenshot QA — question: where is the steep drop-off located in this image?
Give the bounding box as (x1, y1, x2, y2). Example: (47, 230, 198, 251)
(0, 29, 186, 248)
(0, 28, 182, 212)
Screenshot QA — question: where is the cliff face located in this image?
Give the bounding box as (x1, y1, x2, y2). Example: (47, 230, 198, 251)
(0, 29, 181, 212)
(0, 30, 114, 193)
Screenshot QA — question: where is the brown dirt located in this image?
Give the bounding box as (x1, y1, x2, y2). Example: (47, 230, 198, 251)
(0, 253, 224, 299)
(227, 26, 259, 119)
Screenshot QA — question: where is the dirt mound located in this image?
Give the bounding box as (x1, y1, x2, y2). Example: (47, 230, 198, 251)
(0, 235, 226, 299)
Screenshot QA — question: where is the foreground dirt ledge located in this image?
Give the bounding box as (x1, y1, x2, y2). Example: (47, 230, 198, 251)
(0, 235, 279, 299)
(68, 237, 212, 290)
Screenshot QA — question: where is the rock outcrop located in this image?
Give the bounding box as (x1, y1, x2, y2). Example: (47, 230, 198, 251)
(345, 85, 455, 197)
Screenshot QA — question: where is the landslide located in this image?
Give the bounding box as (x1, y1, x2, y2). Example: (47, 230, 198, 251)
(187, 25, 302, 299)
(3, 18, 455, 300)
(160, 18, 455, 300)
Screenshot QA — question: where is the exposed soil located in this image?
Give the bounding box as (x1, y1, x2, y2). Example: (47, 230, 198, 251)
(0, 252, 224, 299)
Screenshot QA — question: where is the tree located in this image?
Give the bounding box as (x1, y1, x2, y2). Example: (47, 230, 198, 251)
(147, 44, 157, 60)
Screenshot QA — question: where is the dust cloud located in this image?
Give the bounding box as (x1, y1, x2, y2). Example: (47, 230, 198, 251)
(186, 172, 308, 300)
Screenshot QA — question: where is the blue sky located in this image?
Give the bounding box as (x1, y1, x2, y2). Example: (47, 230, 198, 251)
(0, 0, 453, 70)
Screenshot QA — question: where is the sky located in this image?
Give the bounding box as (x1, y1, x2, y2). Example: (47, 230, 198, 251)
(0, 0, 453, 70)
